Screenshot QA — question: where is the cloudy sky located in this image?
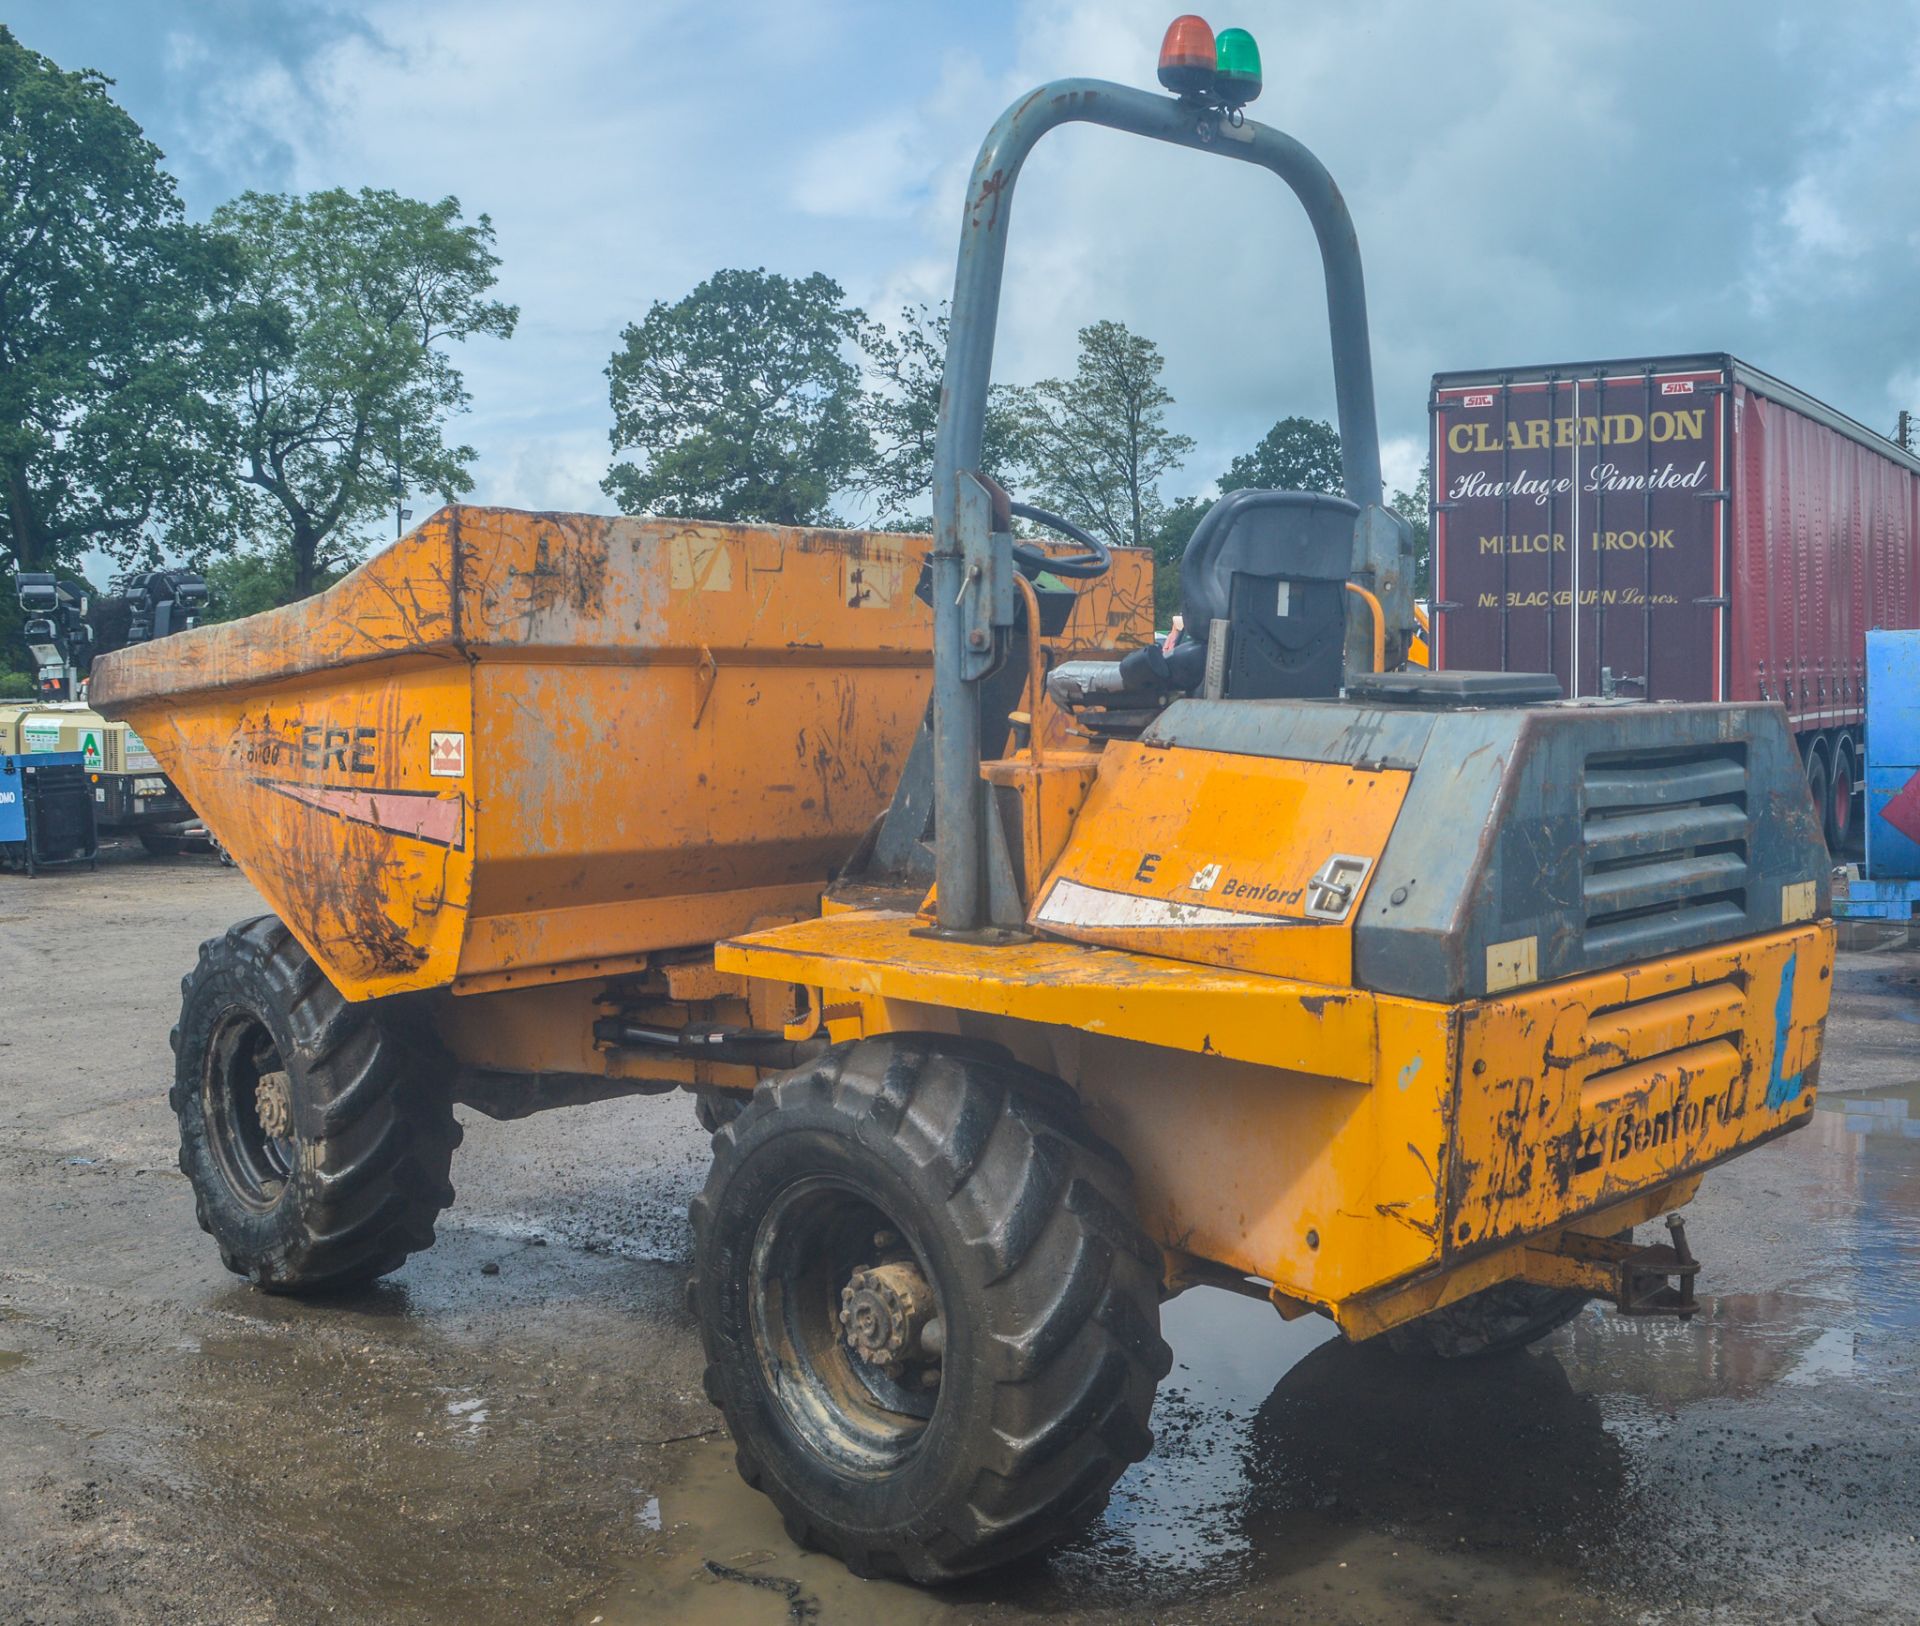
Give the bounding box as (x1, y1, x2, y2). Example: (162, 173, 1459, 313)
(16, 0, 1920, 534)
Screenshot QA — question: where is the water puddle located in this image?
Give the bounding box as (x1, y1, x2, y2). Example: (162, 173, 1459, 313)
(589, 1295, 1612, 1623)
(583, 1437, 953, 1625)
(1553, 1080, 1920, 1404)
(139, 1067, 1920, 1624)
(586, 1074, 1920, 1621)
(439, 1391, 491, 1439)
(584, 1297, 1324, 1623)
(1050, 1288, 1334, 1588)
(1818, 1076, 1920, 1139)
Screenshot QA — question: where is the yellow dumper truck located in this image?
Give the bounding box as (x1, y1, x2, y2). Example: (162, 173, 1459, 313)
(93, 21, 1834, 1585)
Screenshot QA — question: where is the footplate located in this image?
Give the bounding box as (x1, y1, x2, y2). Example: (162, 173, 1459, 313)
(1524, 1215, 1701, 1319)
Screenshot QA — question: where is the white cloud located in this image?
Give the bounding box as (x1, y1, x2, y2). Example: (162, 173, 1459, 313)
(793, 116, 930, 219)
(17, 0, 1920, 533)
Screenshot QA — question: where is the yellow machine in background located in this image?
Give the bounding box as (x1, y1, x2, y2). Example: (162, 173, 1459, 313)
(92, 19, 1833, 1592)
(0, 701, 200, 849)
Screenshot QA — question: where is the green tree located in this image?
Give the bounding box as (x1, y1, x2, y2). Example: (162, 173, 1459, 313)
(0, 27, 241, 576)
(860, 301, 1025, 523)
(1221, 414, 1344, 495)
(1391, 459, 1432, 597)
(1013, 319, 1195, 552)
(605, 268, 872, 526)
(212, 187, 517, 599)
(0, 573, 30, 688)
(1145, 495, 1208, 626)
(199, 545, 347, 623)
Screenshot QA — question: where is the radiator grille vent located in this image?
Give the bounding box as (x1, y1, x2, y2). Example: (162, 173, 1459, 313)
(1583, 747, 1750, 960)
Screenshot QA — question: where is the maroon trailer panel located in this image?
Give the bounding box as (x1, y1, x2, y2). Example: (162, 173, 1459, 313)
(1731, 383, 1920, 732)
(1433, 365, 1726, 700)
(1435, 356, 1920, 738)
(1434, 354, 1920, 850)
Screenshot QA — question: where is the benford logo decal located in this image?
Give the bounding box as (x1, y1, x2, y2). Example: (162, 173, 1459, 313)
(1181, 862, 1302, 905)
(1572, 1086, 1744, 1175)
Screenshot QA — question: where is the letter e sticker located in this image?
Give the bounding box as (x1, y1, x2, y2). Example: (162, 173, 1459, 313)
(429, 732, 465, 778)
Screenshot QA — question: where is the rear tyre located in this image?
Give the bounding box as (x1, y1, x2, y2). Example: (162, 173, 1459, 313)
(689, 1035, 1170, 1583)
(171, 915, 460, 1293)
(1384, 1280, 1593, 1359)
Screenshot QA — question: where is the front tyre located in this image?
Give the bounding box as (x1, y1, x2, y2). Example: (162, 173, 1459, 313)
(689, 1036, 1170, 1583)
(171, 915, 460, 1292)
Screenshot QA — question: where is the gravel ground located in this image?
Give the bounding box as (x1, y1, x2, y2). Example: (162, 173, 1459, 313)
(1, 846, 1915, 1625)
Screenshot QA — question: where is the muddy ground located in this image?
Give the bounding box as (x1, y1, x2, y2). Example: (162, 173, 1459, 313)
(1, 847, 1917, 1625)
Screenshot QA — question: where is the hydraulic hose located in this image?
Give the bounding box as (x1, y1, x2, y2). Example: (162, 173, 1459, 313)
(592, 1019, 830, 1072)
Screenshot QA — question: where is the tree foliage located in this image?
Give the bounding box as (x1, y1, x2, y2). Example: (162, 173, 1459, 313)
(1145, 494, 1208, 626)
(1013, 320, 1194, 552)
(1391, 459, 1432, 596)
(212, 187, 517, 598)
(0, 26, 240, 576)
(860, 301, 1024, 523)
(1220, 414, 1344, 496)
(199, 546, 346, 624)
(604, 268, 872, 527)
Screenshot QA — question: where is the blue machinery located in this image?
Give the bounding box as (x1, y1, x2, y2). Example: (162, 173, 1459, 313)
(0, 750, 98, 876)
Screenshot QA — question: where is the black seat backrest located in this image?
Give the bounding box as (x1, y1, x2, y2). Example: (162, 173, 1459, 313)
(1179, 489, 1359, 700)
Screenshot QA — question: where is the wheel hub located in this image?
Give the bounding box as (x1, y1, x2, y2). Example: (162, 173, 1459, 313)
(839, 1260, 937, 1375)
(255, 1069, 294, 1142)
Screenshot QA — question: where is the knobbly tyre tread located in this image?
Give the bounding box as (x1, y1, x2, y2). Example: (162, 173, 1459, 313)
(688, 1035, 1171, 1583)
(691, 1087, 746, 1137)
(170, 915, 461, 1293)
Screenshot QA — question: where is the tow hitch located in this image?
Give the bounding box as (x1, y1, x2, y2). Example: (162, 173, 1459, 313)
(1527, 1215, 1701, 1319)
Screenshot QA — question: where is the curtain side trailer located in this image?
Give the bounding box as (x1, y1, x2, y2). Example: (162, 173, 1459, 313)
(1430, 354, 1920, 850)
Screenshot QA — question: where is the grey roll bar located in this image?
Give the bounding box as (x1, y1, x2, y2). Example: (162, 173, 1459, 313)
(929, 78, 1387, 934)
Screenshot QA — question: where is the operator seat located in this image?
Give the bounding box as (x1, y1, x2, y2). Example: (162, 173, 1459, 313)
(1048, 485, 1562, 720)
(1175, 488, 1358, 701)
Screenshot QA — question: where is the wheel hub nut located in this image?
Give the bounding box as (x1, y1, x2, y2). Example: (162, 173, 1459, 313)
(839, 1261, 935, 1373)
(255, 1070, 294, 1141)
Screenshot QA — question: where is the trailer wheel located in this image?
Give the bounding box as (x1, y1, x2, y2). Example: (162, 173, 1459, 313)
(171, 915, 460, 1293)
(1826, 737, 1855, 852)
(1383, 1280, 1593, 1359)
(1803, 743, 1832, 857)
(689, 1035, 1170, 1583)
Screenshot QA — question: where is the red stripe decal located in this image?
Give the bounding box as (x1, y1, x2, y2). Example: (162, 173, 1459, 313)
(263, 780, 464, 848)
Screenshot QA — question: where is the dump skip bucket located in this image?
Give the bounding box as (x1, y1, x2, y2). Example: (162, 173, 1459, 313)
(92, 508, 945, 999)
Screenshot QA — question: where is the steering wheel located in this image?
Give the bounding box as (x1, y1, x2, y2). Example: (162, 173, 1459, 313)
(1007, 500, 1111, 580)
